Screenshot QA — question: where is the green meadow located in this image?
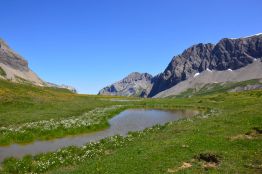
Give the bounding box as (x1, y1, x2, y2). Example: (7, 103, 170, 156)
(0, 79, 262, 173)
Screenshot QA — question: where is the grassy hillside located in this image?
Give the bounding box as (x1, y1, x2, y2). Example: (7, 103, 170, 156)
(0, 79, 136, 144)
(0, 79, 134, 126)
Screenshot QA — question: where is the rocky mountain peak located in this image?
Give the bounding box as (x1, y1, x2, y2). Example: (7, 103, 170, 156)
(124, 72, 153, 82)
(0, 38, 29, 72)
(180, 43, 214, 57)
(148, 34, 262, 97)
(98, 72, 153, 97)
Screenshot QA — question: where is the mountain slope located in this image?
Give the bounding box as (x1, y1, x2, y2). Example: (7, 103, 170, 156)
(154, 60, 262, 98)
(0, 39, 44, 85)
(0, 38, 77, 92)
(148, 34, 262, 97)
(98, 72, 153, 97)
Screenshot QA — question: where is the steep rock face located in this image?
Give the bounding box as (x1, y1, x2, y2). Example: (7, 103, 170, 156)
(0, 39, 44, 85)
(148, 34, 262, 97)
(154, 60, 262, 98)
(0, 39, 29, 71)
(0, 38, 77, 92)
(98, 72, 153, 97)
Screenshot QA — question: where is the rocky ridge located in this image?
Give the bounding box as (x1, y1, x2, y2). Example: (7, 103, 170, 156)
(148, 34, 262, 97)
(98, 72, 153, 97)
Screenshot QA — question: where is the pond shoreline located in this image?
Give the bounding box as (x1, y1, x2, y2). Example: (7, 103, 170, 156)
(0, 109, 199, 163)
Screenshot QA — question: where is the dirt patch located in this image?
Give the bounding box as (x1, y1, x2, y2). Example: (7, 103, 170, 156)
(230, 134, 253, 140)
(202, 162, 218, 169)
(197, 153, 220, 163)
(253, 127, 262, 134)
(167, 162, 192, 173)
(230, 127, 262, 140)
(196, 153, 220, 169)
(246, 127, 262, 136)
(167, 153, 220, 173)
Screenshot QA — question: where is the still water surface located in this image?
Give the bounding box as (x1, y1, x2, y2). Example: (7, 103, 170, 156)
(0, 109, 198, 162)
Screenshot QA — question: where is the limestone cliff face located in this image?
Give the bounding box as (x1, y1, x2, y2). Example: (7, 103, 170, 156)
(98, 72, 153, 97)
(0, 39, 44, 85)
(0, 38, 77, 93)
(148, 34, 262, 97)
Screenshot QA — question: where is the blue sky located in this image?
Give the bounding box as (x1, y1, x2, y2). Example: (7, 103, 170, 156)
(1, 0, 261, 94)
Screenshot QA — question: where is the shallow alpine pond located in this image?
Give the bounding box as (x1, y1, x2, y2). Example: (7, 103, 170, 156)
(0, 109, 199, 162)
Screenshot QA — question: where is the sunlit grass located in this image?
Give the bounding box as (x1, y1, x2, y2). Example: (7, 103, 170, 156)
(0, 79, 261, 173)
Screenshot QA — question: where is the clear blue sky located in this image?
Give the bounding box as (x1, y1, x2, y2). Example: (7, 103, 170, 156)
(1, 0, 261, 94)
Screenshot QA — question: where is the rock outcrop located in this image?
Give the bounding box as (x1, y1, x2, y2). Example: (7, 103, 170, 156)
(98, 72, 153, 97)
(148, 34, 262, 97)
(0, 38, 77, 93)
(0, 38, 44, 85)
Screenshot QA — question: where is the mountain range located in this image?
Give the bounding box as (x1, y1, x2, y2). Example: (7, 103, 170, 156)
(99, 33, 262, 98)
(1, 34, 262, 96)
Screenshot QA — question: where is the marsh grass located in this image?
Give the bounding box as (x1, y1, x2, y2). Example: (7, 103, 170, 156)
(0, 105, 127, 145)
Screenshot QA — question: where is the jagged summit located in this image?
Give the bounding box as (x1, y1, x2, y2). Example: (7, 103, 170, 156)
(122, 72, 152, 83)
(98, 72, 153, 97)
(148, 33, 262, 97)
